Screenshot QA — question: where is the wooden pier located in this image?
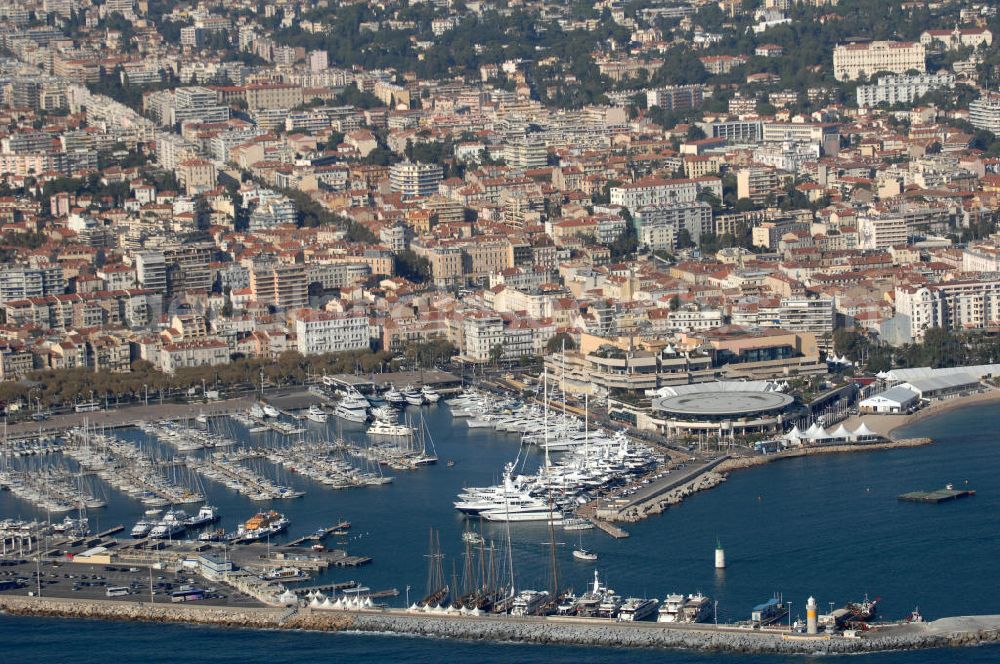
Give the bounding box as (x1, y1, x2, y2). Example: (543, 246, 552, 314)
(590, 519, 629, 539)
(287, 521, 351, 546)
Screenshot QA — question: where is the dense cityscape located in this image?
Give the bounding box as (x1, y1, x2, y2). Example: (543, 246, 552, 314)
(1, 0, 1000, 659)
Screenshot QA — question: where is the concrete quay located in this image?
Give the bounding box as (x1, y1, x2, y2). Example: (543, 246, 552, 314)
(3, 595, 1000, 655)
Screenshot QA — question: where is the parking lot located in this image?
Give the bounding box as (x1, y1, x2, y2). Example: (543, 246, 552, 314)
(0, 558, 262, 607)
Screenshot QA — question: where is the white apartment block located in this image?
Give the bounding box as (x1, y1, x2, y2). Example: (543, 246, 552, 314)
(778, 297, 835, 337)
(294, 312, 369, 355)
(389, 161, 443, 197)
(159, 338, 230, 373)
(462, 313, 504, 362)
(610, 177, 722, 215)
(833, 41, 926, 82)
(963, 243, 1000, 273)
(970, 93, 1000, 134)
(634, 201, 712, 250)
(858, 214, 908, 250)
(856, 74, 955, 108)
(667, 306, 724, 332)
(896, 280, 1000, 341)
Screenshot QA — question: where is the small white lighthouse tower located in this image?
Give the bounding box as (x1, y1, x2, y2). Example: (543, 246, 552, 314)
(806, 596, 818, 635)
(714, 538, 726, 569)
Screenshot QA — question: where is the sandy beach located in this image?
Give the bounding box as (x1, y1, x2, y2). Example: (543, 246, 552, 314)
(841, 387, 1000, 439)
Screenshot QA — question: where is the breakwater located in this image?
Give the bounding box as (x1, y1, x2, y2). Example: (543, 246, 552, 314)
(3, 596, 1000, 655)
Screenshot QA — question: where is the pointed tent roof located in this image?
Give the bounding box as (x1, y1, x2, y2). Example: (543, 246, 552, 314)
(804, 422, 821, 437)
(830, 424, 852, 439)
(785, 424, 804, 441)
(853, 421, 879, 438)
(808, 425, 831, 440)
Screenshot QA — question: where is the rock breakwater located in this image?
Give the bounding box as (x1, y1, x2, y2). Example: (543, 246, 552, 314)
(2, 596, 1000, 654)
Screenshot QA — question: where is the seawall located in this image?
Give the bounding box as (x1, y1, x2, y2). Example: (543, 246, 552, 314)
(612, 438, 931, 522)
(3, 596, 1000, 655)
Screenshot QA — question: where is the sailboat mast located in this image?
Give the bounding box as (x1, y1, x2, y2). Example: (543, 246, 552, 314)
(543, 369, 549, 471)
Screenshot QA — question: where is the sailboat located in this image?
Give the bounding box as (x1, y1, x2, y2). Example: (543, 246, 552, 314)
(572, 533, 597, 561)
(413, 413, 438, 465)
(420, 529, 449, 607)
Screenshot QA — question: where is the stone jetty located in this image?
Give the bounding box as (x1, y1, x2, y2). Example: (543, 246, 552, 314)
(3, 596, 1000, 655)
(611, 437, 932, 523)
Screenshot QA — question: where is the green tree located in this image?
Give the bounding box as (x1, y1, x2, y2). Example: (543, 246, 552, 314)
(545, 332, 576, 353)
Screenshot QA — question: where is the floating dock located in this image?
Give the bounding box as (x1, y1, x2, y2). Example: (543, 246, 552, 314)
(287, 521, 352, 546)
(898, 487, 975, 503)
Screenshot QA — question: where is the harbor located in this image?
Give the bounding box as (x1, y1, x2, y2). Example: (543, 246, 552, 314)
(1, 385, 1000, 657)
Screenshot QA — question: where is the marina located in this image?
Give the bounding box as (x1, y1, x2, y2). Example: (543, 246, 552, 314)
(1, 390, 1000, 658)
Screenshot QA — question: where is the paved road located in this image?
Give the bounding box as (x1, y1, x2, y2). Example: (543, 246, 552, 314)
(617, 456, 729, 511)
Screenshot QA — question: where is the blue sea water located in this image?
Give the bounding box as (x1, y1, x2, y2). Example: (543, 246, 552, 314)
(2, 401, 1000, 662)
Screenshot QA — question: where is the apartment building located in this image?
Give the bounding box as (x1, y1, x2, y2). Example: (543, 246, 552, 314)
(389, 161, 443, 197)
(970, 93, 1000, 134)
(833, 41, 925, 81)
(895, 280, 1000, 341)
(856, 73, 955, 108)
(609, 177, 722, 215)
(963, 242, 1000, 273)
(0, 265, 65, 304)
(245, 84, 304, 111)
(737, 167, 782, 205)
(249, 262, 308, 310)
(634, 201, 712, 251)
(159, 338, 230, 373)
(776, 297, 835, 337)
(176, 159, 217, 195)
(645, 85, 704, 112)
(503, 134, 547, 170)
(135, 251, 168, 293)
(462, 312, 504, 361)
(294, 310, 369, 355)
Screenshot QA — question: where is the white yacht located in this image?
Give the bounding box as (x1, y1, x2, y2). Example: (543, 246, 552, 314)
(479, 494, 561, 522)
(341, 388, 371, 409)
(262, 403, 280, 418)
(402, 386, 425, 406)
(618, 597, 659, 622)
(370, 406, 397, 422)
(679, 593, 712, 623)
(368, 419, 413, 439)
(384, 385, 407, 405)
(149, 509, 187, 539)
(657, 593, 686, 623)
(421, 385, 441, 403)
(130, 519, 154, 538)
(305, 404, 328, 423)
(185, 505, 219, 528)
(249, 403, 266, 419)
(333, 402, 368, 423)
(510, 589, 551, 616)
